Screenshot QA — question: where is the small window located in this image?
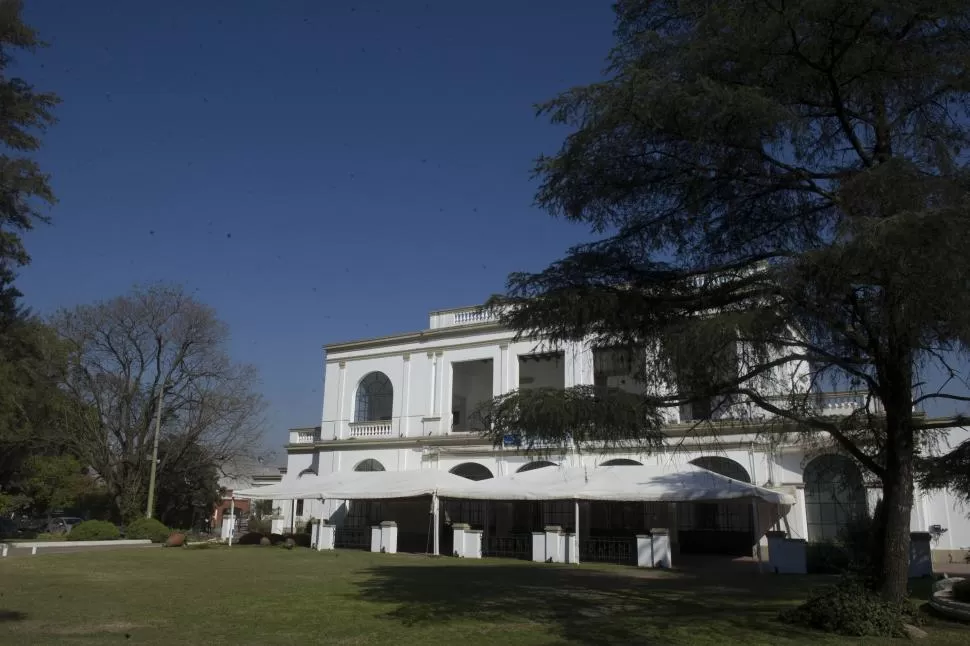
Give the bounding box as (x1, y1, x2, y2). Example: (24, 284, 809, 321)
(296, 499, 304, 516)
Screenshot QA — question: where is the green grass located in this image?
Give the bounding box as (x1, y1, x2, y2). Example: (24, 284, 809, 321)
(0, 547, 967, 645)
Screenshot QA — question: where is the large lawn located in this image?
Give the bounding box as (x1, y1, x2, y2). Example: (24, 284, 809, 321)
(0, 547, 967, 645)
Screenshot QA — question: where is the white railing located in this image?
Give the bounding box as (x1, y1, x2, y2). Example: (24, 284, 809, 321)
(289, 429, 319, 444)
(428, 306, 500, 329)
(348, 421, 393, 438)
(677, 391, 881, 423)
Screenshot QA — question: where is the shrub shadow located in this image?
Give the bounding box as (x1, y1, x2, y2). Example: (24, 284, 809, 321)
(353, 560, 819, 644)
(0, 610, 27, 622)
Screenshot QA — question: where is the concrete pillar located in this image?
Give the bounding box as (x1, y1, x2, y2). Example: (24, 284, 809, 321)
(544, 525, 566, 563)
(318, 523, 336, 551)
(531, 531, 546, 563)
(452, 523, 482, 559)
(766, 530, 807, 574)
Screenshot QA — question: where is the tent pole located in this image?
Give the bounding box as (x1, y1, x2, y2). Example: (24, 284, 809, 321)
(228, 497, 235, 547)
(752, 499, 763, 574)
(574, 499, 580, 565)
(432, 493, 440, 556)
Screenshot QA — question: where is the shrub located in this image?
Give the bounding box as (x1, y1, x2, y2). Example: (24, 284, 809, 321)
(236, 532, 265, 546)
(248, 517, 271, 535)
(259, 536, 271, 546)
(269, 533, 286, 545)
(67, 520, 120, 542)
(285, 533, 311, 548)
(125, 518, 171, 543)
(779, 577, 921, 637)
(953, 579, 970, 603)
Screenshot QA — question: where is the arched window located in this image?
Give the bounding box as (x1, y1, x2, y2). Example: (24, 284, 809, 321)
(689, 456, 752, 483)
(804, 454, 867, 542)
(517, 461, 557, 473)
(297, 468, 317, 479)
(449, 462, 494, 481)
(600, 458, 642, 466)
(354, 459, 385, 472)
(354, 372, 393, 422)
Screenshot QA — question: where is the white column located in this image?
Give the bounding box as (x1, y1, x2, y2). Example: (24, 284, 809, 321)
(401, 353, 411, 438)
(432, 494, 440, 556)
(571, 500, 581, 564)
(428, 353, 439, 417)
(228, 498, 235, 546)
(336, 362, 347, 438)
(499, 344, 510, 394)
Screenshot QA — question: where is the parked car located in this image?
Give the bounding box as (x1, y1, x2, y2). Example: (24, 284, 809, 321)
(46, 517, 84, 534)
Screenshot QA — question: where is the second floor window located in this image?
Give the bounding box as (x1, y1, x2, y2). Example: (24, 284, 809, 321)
(355, 371, 393, 422)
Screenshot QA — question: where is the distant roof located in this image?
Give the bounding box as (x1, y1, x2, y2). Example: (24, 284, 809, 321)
(218, 456, 284, 491)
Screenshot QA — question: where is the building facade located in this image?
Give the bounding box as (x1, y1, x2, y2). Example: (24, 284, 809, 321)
(280, 304, 970, 559)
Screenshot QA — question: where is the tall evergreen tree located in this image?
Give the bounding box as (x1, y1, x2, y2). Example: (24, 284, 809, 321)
(0, 0, 62, 511)
(486, 0, 970, 603)
(0, 0, 58, 324)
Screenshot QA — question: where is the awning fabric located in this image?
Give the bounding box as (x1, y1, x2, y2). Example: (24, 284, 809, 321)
(232, 469, 470, 501)
(232, 464, 794, 506)
(438, 464, 795, 505)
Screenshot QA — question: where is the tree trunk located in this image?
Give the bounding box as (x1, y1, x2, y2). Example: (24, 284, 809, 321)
(875, 351, 915, 604)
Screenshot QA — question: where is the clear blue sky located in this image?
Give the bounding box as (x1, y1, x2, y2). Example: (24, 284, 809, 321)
(13, 1, 614, 455)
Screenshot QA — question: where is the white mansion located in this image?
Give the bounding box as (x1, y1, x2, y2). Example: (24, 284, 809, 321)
(275, 303, 970, 562)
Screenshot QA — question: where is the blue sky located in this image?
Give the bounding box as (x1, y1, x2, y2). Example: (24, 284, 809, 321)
(13, 1, 614, 455)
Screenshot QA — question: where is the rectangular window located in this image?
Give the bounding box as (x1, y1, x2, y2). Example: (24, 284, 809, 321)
(295, 499, 304, 517)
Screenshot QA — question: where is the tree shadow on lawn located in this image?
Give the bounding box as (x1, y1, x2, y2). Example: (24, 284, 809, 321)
(0, 610, 27, 622)
(354, 561, 818, 644)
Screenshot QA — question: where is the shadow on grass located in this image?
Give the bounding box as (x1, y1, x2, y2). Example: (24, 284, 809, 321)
(354, 561, 819, 644)
(0, 610, 27, 622)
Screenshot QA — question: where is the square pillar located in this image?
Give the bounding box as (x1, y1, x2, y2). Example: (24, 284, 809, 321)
(544, 525, 566, 564)
(452, 523, 468, 557)
(766, 530, 807, 574)
(909, 531, 933, 578)
(220, 517, 233, 541)
(636, 528, 671, 568)
(531, 532, 546, 563)
(566, 533, 579, 564)
(318, 522, 336, 551)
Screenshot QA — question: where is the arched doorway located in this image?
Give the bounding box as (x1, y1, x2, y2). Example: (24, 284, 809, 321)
(681, 456, 755, 556)
(804, 454, 867, 542)
(600, 458, 642, 466)
(517, 461, 557, 473)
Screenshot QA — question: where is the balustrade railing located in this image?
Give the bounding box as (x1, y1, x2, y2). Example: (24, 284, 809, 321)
(429, 306, 500, 329)
(348, 421, 393, 438)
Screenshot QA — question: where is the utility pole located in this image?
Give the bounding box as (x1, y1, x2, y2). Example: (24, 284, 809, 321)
(145, 381, 165, 519)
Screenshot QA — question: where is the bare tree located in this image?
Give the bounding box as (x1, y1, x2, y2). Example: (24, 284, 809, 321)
(53, 284, 266, 520)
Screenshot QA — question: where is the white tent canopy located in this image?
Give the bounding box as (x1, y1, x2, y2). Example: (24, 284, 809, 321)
(438, 464, 795, 506)
(232, 463, 794, 506)
(232, 469, 471, 501)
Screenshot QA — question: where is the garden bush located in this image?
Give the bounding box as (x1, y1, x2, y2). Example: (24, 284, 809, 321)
(67, 520, 120, 541)
(285, 533, 311, 548)
(779, 577, 921, 637)
(269, 533, 285, 545)
(236, 531, 265, 546)
(259, 536, 271, 546)
(953, 579, 970, 603)
(248, 517, 271, 535)
(125, 518, 171, 543)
